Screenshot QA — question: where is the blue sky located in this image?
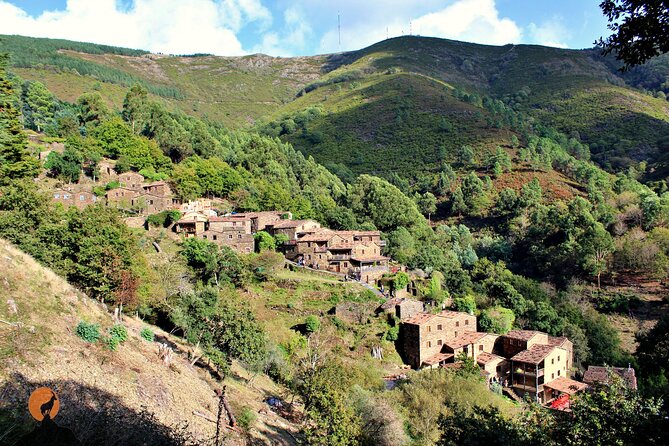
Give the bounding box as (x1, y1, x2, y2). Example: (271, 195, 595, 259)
(0, 1, 611, 56)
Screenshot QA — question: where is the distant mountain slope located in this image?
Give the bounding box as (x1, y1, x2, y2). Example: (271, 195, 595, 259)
(0, 239, 299, 445)
(2, 34, 668, 178)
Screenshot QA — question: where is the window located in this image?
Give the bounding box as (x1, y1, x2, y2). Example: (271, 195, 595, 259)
(437, 340, 442, 346)
(80, 195, 85, 201)
(427, 341, 432, 348)
(437, 324, 443, 330)
(54, 193, 60, 199)
(479, 345, 483, 351)
(551, 358, 554, 365)
(63, 194, 70, 199)
(551, 373, 554, 380)
(228, 234, 233, 239)
(465, 320, 469, 325)
(149, 200, 154, 205)
(203, 235, 207, 239)
(456, 321, 460, 327)
(558, 356, 560, 361)
(557, 370, 561, 376)
(454, 331, 458, 337)
(213, 235, 218, 241)
(496, 365, 501, 372)
(238, 234, 242, 239)
(427, 326, 432, 333)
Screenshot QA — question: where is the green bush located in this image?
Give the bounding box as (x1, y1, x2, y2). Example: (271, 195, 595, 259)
(140, 327, 155, 342)
(76, 321, 101, 343)
(385, 325, 400, 341)
(109, 324, 128, 342)
(305, 315, 321, 333)
(237, 407, 256, 431)
(105, 336, 121, 351)
(104, 180, 120, 190)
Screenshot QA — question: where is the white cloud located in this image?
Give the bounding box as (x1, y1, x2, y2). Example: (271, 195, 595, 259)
(253, 6, 313, 56)
(412, 0, 521, 45)
(318, 0, 521, 54)
(0, 0, 272, 55)
(526, 17, 570, 48)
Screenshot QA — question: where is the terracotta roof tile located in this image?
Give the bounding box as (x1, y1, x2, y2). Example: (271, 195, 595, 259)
(476, 352, 506, 365)
(423, 352, 454, 365)
(505, 329, 543, 341)
(582, 366, 637, 390)
(443, 332, 488, 348)
(403, 312, 436, 325)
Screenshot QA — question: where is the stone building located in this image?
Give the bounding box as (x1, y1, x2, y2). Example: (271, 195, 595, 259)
(201, 216, 254, 253)
(118, 172, 145, 190)
(582, 365, 637, 390)
(378, 298, 425, 320)
(52, 188, 99, 209)
(268, 219, 321, 240)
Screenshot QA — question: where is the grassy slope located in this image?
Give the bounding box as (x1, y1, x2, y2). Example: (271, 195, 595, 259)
(0, 238, 300, 445)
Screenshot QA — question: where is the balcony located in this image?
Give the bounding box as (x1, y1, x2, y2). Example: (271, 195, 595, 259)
(514, 367, 544, 378)
(330, 255, 351, 261)
(512, 382, 542, 393)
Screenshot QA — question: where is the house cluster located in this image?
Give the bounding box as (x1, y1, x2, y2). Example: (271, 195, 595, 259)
(174, 209, 390, 283)
(398, 309, 588, 406)
(51, 165, 179, 215)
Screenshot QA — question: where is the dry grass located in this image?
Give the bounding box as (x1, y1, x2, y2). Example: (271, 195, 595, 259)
(0, 239, 300, 445)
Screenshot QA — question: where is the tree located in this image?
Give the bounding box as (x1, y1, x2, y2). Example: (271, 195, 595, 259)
(180, 238, 245, 287)
(457, 145, 475, 167)
(122, 84, 149, 133)
(298, 359, 362, 446)
(582, 222, 614, 288)
(636, 314, 669, 404)
(451, 187, 467, 216)
(44, 140, 84, 183)
(479, 306, 515, 334)
(392, 272, 410, 293)
(22, 80, 56, 132)
(598, 0, 669, 69)
(0, 53, 39, 185)
(77, 92, 110, 128)
(254, 231, 276, 252)
(417, 192, 437, 221)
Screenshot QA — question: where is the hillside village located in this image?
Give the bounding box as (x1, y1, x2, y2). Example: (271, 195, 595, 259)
(36, 141, 630, 412)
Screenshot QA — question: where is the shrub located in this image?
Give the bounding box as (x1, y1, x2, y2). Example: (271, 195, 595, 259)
(109, 324, 128, 342)
(237, 407, 256, 431)
(140, 327, 155, 342)
(105, 180, 120, 190)
(76, 321, 101, 343)
(305, 315, 321, 333)
(385, 325, 400, 341)
(105, 336, 121, 351)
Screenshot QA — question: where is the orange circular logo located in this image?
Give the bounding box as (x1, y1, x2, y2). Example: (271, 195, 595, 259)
(28, 387, 60, 421)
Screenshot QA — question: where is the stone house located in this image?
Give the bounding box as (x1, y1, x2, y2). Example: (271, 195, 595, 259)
(476, 352, 510, 384)
(202, 216, 254, 253)
(118, 172, 145, 191)
(132, 193, 177, 215)
(106, 187, 139, 209)
(269, 219, 321, 240)
(378, 298, 424, 321)
(399, 310, 477, 369)
(582, 365, 637, 390)
(174, 213, 209, 237)
(98, 160, 116, 180)
(52, 188, 99, 209)
(236, 211, 292, 233)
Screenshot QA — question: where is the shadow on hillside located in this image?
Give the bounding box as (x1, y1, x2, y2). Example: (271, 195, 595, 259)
(0, 372, 210, 446)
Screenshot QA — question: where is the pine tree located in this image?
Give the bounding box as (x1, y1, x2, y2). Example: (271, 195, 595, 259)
(0, 53, 39, 185)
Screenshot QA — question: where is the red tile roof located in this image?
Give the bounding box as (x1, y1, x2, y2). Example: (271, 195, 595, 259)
(272, 219, 316, 229)
(511, 344, 557, 364)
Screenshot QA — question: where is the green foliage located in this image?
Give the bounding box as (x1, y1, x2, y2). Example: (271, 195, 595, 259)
(391, 272, 410, 292)
(478, 306, 515, 334)
(0, 53, 39, 185)
(140, 327, 155, 342)
(181, 238, 245, 286)
(109, 324, 128, 343)
(237, 407, 256, 431)
(305, 315, 321, 334)
(21, 80, 56, 132)
(76, 321, 101, 343)
(146, 210, 182, 228)
(452, 295, 476, 314)
(253, 231, 276, 252)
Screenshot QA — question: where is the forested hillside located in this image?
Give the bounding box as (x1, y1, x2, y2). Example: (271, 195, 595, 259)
(2, 33, 669, 445)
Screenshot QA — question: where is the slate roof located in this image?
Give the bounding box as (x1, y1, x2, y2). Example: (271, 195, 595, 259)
(511, 344, 558, 364)
(582, 366, 637, 390)
(505, 330, 543, 341)
(443, 332, 488, 349)
(544, 377, 588, 395)
(423, 352, 454, 366)
(476, 352, 506, 365)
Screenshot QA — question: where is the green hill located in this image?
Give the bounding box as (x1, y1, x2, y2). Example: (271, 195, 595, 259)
(2, 34, 668, 181)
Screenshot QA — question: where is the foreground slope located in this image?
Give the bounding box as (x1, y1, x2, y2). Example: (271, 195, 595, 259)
(0, 239, 299, 445)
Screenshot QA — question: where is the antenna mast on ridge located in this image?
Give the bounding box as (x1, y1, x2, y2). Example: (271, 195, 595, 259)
(338, 12, 341, 51)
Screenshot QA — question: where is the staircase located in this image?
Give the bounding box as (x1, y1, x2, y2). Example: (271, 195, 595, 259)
(502, 387, 523, 403)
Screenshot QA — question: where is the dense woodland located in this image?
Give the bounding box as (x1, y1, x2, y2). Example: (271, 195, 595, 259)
(2, 28, 669, 445)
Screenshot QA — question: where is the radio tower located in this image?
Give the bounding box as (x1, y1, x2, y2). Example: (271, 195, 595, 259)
(338, 12, 341, 51)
